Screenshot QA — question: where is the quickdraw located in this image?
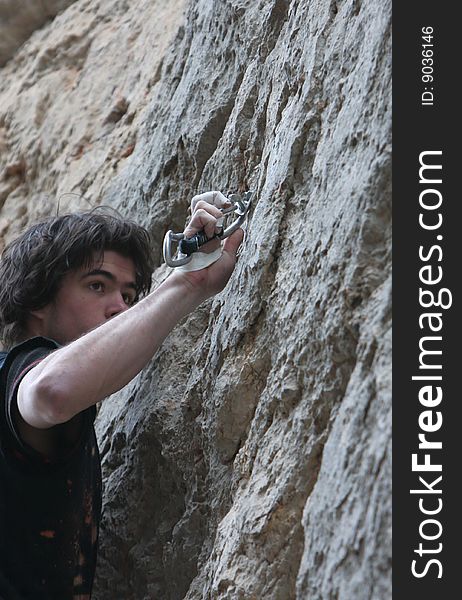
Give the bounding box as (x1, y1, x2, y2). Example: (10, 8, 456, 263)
(163, 191, 252, 268)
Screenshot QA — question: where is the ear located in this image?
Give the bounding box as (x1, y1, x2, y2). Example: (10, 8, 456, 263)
(26, 304, 51, 336)
(29, 306, 49, 321)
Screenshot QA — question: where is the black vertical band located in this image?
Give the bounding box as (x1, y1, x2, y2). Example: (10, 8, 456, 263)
(393, 3, 459, 597)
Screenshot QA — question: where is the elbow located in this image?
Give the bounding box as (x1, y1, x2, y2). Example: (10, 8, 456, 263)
(25, 375, 74, 427)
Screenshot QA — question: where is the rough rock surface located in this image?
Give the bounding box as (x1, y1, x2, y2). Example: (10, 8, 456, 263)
(0, 1, 78, 66)
(0, 0, 391, 599)
(0, 0, 185, 250)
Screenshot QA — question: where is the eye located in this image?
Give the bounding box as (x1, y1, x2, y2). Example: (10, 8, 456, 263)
(89, 281, 105, 293)
(122, 292, 135, 306)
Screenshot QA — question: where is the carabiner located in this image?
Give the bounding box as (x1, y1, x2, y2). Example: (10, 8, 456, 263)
(163, 191, 252, 268)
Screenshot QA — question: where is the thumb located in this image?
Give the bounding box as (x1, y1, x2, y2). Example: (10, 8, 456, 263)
(222, 228, 244, 258)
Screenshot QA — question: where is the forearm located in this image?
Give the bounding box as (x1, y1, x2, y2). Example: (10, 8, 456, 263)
(18, 273, 204, 427)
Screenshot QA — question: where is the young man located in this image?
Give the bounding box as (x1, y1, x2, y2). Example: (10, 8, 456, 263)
(0, 200, 243, 599)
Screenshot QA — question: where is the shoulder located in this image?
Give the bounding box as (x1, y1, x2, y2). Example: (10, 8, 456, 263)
(1, 337, 96, 463)
(0, 337, 60, 379)
(0, 336, 61, 439)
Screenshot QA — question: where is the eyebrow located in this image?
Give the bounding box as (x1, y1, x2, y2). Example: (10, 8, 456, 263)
(81, 269, 137, 291)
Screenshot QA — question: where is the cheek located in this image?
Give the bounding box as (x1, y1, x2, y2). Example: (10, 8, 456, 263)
(64, 294, 104, 323)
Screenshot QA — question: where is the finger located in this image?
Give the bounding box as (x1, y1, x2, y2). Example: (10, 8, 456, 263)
(192, 200, 223, 219)
(222, 228, 244, 258)
(183, 208, 218, 239)
(191, 191, 231, 211)
(210, 191, 232, 209)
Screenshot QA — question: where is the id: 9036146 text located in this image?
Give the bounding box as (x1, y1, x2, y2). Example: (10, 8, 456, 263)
(421, 26, 434, 107)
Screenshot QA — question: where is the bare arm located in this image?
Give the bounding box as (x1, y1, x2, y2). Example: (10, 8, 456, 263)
(17, 218, 243, 430)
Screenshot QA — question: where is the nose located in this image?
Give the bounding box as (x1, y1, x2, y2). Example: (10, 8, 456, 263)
(105, 293, 129, 319)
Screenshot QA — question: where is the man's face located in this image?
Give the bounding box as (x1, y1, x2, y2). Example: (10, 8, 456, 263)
(31, 250, 137, 344)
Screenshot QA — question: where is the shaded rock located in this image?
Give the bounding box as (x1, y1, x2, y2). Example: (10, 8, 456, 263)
(0, 0, 78, 66)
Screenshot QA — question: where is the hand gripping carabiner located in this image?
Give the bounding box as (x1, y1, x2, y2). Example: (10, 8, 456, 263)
(163, 191, 252, 268)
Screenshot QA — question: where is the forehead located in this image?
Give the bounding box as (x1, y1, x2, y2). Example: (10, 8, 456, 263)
(77, 250, 137, 283)
(96, 250, 136, 274)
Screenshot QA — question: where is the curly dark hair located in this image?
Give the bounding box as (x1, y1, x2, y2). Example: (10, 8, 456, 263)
(0, 207, 155, 348)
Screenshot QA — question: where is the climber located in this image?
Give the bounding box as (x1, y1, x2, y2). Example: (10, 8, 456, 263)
(0, 196, 243, 598)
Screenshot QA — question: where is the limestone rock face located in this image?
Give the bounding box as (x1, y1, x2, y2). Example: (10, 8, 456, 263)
(0, 1, 391, 599)
(0, 0, 78, 66)
(0, 0, 186, 250)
